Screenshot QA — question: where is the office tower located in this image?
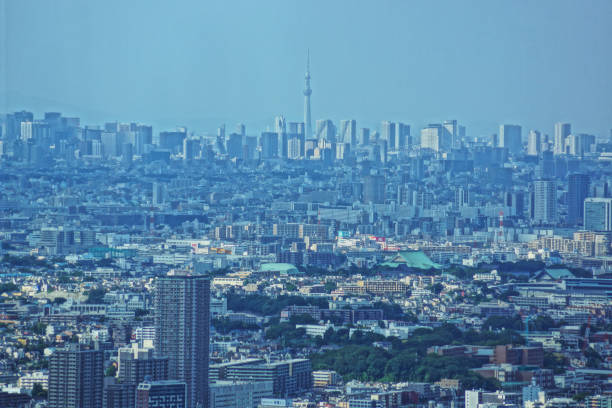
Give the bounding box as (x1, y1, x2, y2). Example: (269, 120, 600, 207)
(554, 122, 571, 154)
(260, 132, 279, 159)
(533, 179, 557, 224)
(183, 138, 199, 161)
(6, 111, 34, 140)
(334, 142, 350, 161)
(155, 271, 210, 408)
(566, 133, 595, 157)
(359, 128, 370, 146)
(136, 380, 186, 408)
(303, 50, 312, 139)
(236, 123, 245, 138)
(362, 175, 385, 204)
(527, 130, 541, 156)
(101, 131, 119, 157)
(584, 198, 612, 231)
(567, 174, 590, 225)
(287, 137, 301, 159)
(226, 133, 243, 159)
(381, 121, 396, 150)
(159, 130, 187, 153)
(121, 142, 134, 164)
(499, 124, 522, 155)
(409, 156, 424, 180)
(287, 121, 304, 135)
(315, 119, 336, 141)
(339, 119, 357, 147)
(21, 121, 52, 147)
(274, 116, 286, 134)
(48, 344, 104, 408)
(443, 120, 458, 149)
(536, 151, 554, 179)
(420, 124, 449, 152)
(395, 122, 411, 150)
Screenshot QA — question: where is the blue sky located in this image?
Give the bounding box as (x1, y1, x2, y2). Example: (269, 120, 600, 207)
(2, 0, 611, 138)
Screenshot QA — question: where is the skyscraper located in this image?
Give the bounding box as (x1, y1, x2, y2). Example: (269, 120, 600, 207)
(567, 173, 590, 225)
(48, 344, 104, 408)
(339, 119, 357, 147)
(499, 124, 522, 155)
(554, 122, 571, 155)
(533, 179, 557, 224)
(303, 50, 312, 139)
(362, 175, 385, 204)
(395, 122, 411, 150)
(420, 124, 449, 152)
(584, 198, 612, 231)
(527, 130, 541, 156)
(315, 119, 336, 141)
(381, 121, 396, 150)
(155, 271, 210, 408)
(443, 119, 459, 149)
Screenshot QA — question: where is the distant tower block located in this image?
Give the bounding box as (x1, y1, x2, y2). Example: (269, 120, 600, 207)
(303, 50, 312, 139)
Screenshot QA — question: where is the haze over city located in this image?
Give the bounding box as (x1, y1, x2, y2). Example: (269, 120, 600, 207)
(2, 0, 612, 136)
(1, 1, 612, 408)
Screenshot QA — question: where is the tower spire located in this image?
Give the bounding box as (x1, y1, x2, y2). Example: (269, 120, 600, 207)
(303, 49, 312, 139)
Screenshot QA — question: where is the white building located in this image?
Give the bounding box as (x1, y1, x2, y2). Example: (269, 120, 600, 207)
(209, 380, 273, 408)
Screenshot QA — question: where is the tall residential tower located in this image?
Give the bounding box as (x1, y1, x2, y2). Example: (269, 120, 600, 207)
(155, 271, 210, 408)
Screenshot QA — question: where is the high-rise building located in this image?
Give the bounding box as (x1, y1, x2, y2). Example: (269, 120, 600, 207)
(567, 174, 590, 225)
(554, 122, 571, 155)
(48, 344, 104, 408)
(443, 120, 459, 149)
(533, 179, 557, 224)
(527, 130, 541, 156)
(260, 132, 279, 159)
(499, 124, 522, 155)
(381, 121, 396, 150)
(339, 119, 357, 147)
(155, 271, 210, 408)
(359, 128, 370, 146)
(584, 198, 612, 231)
(136, 380, 186, 408)
(226, 133, 243, 159)
(183, 138, 199, 161)
(395, 122, 411, 150)
(362, 175, 385, 204)
(303, 50, 312, 139)
(420, 124, 449, 152)
(315, 119, 335, 141)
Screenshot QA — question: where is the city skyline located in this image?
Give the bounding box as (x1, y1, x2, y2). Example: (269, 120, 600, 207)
(2, 1, 612, 137)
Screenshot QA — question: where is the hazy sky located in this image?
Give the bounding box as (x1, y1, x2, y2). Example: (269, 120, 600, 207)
(1, 0, 611, 138)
